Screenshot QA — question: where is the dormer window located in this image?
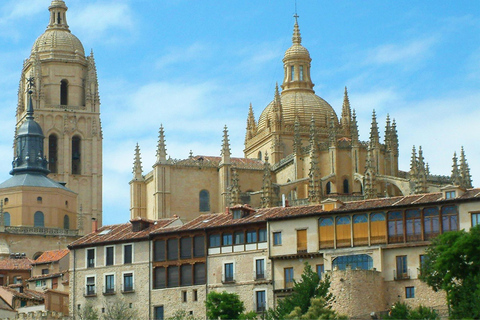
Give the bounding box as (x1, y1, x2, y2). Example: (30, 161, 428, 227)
(445, 191, 455, 199)
(233, 209, 242, 220)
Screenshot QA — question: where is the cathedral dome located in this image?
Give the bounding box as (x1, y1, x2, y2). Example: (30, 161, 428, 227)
(257, 90, 338, 132)
(30, 0, 84, 57)
(32, 29, 85, 56)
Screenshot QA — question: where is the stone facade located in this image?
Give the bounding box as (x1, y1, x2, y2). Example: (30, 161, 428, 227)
(69, 241, 150, 319)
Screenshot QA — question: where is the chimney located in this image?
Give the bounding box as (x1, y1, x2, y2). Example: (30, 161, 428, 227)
(226, 207, 229, 214)
(91, 218, 98, 232)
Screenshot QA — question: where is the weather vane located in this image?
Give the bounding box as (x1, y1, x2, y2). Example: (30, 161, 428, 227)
(26, 76, 35, 93)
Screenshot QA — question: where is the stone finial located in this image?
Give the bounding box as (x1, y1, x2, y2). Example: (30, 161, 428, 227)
(391, 118, 399, 156)
(328, 112, 337, 147)
(364, 146, 377, 199)
(261, 152, 273, 208)
(410, 145, 417, 174)
(246, 103, 257, 142)
(156, 124, 167, 163)
(384, 114, 391, 149)
(229, 168, 241, 206)
(415, 146, 428, 194)
(133, 144, 143, 181)
(272, 83, 283, 131)
(293, 112, 302, 154)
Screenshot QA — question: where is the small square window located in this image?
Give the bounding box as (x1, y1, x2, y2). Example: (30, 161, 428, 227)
(273, 232, 282, 246)
(445, 191, 455, 199)
(406, 286, 415, 298)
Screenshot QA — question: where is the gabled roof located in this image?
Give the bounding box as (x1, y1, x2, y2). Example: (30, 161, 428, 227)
(27, 272, 63, 282)
(1, 286, 44, 301)
(0, 258, 32, 271)
(33, 249, 69, 265)
(68, 218, 179, 248)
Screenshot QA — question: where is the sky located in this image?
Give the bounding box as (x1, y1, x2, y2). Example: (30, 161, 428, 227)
(0, 0, 479, 226)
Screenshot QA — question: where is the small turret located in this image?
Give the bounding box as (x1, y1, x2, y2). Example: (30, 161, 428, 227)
(350, 109, 359, 145)
(271, 83, 283, 132)
(156, 124, 167, 163)
(245, 103, 257, 142)
(451, 152, 461, 186)
(384, 114, 391, 150)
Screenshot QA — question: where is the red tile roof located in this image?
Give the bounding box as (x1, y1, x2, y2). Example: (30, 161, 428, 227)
(33, 249, 69, 265)
(68, 218, 179, 248)
(2, 286, 44, 301)
(27, 272, 62, 282)
(0, 258, 32, 271)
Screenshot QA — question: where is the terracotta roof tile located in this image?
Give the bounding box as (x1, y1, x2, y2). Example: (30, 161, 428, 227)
(0, 258, 32, 271)
(33, 249, 69, 265)
(27, 273, 62, 282)
(68, 218, 179, 248)
(2, 286, 44, 301)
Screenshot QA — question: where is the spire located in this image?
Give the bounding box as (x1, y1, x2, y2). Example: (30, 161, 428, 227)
(272, 83, 283, 131)
(293, 112, 302, 154)
(245, 103, 257, 142)
(341, 86, 352, 132)
(410, 146, 418, 174)
(416, 146, 428, 194)
(459, 147, 473, 188)
(86, 49, 100, 107)
(308, 118, 322, 204)
(132, 144, 143, 181)
(11, 78, 49, 176)
(451, 152, 461, 186)
(350, 109, 359, 144)
(384, 114, 391, 150)
(391, 119, 399, 156)
(47, 0, 69, 30)
(221, 125, 231, 156)
(369, 110, 380, 146)
(156, 124, 167, 163)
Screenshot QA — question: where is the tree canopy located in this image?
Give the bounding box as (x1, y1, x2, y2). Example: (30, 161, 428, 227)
(420, 225, 480, 318)
(205, 291, 245, 320)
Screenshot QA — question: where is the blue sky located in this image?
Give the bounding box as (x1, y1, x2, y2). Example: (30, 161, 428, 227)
(0, 0, 479, 225)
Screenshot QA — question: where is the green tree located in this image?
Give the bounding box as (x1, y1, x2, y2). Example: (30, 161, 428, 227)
(102, 300, 137, 320)
(77, 301, 100, 320)
(205, 291, 245, 320)
(167, 309, 201, 320)
(384, 302, 438, 320)
(267, 262, 333, 320)
(285, 298, 346, 320)
(419, 225, 480, 318)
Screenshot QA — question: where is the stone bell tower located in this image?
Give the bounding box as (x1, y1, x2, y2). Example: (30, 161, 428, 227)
(15, 0, 102, 233)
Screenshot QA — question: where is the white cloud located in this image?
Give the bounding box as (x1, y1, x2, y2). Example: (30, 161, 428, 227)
(155, 42, 211, 70)
(365, 37, 438, 66)
(68, 1, 134, 43)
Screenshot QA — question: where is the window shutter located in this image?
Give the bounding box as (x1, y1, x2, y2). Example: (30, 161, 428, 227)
(194, 263, 205, 285)
(154, 267, 165, 289)
(180, 238, 192, 259)
(181, 264, 192, 286)
(168, 266, 179, 287)
(193, 236, 205, 257)
(167, 239, 178, 261)
(154, 240, 165, 262)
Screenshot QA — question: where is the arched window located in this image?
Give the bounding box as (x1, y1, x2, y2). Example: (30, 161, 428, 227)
(48, 134, 58, 173)
(326, 182, 331, 195)
(199, 190, 210, 212)
(63, 215, 70, 229)
(60, 80, 68, 105)
(3, 212, 10, 227)
(299, 66, 304, 81)
(4, 198, 8, 205)
(258, 151, 262, 161)
(72, 136, 81, 175)
(34, 211, 44, 227)
(343, 179, 349, 194)
(332, 254, 373, 271)
(37, 197, 42, 204)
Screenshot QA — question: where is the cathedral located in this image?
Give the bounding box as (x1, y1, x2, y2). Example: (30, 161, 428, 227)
(0, 0, 102, 258)
(130, 17, 472, 222)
